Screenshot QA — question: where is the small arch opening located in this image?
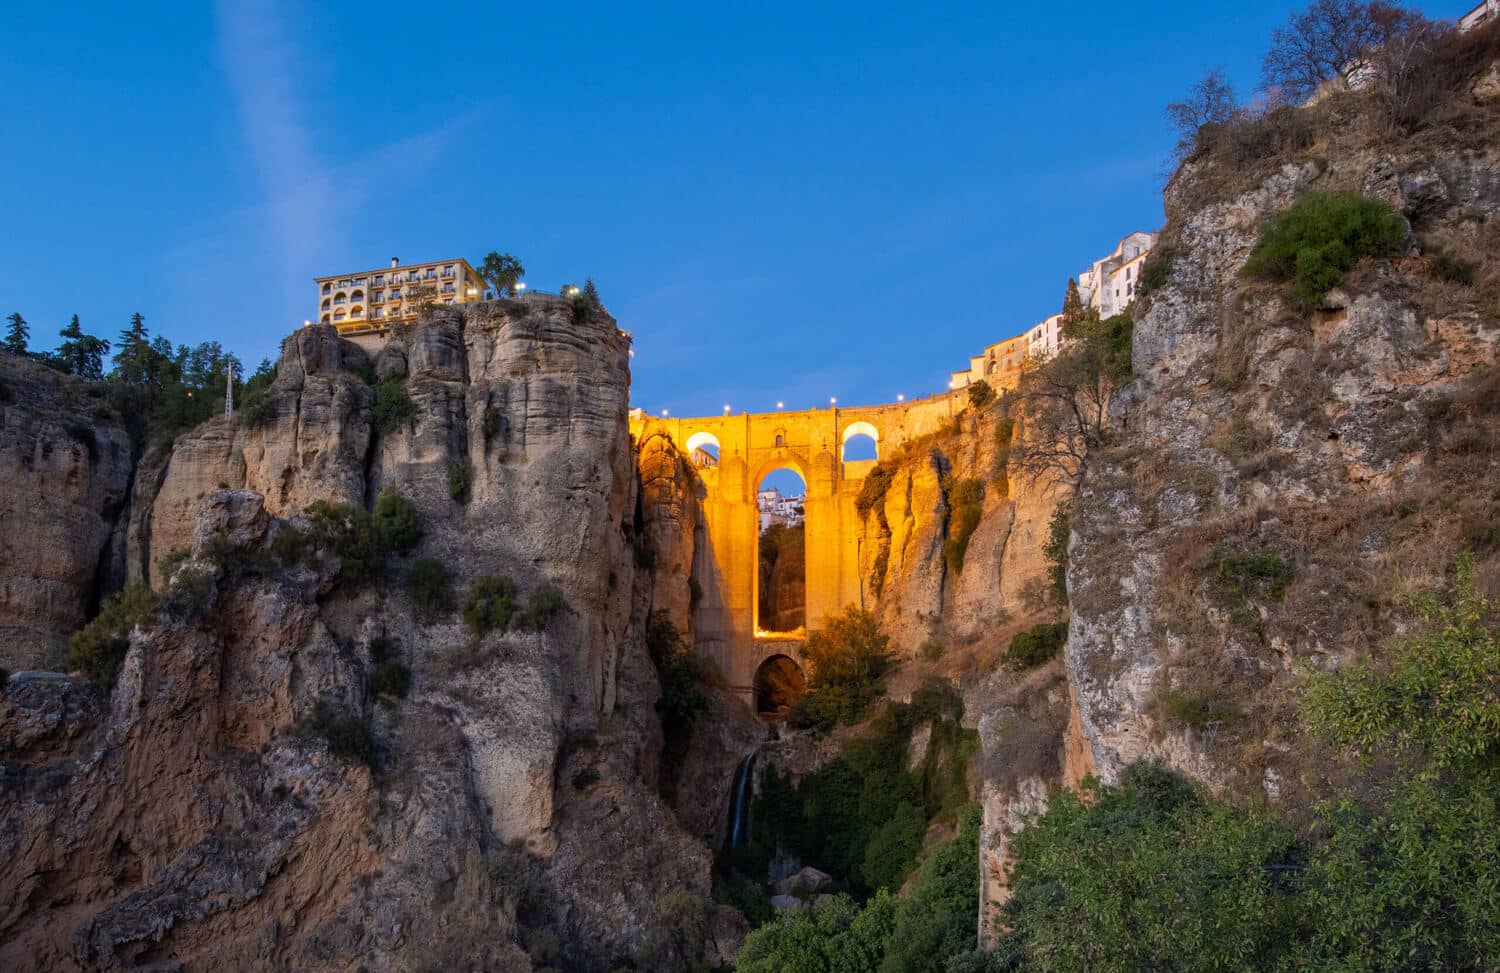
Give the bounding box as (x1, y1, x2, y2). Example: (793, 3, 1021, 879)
(754, 654, 805, 719)
(685, 431, 721, 469)
(841, 421, 879, 461)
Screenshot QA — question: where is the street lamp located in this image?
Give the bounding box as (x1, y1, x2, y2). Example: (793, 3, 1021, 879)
(897, 393, 905, 402)
(723, 404, 731, 415)
(661, 408, 669, 417)
(829, 396, 837, 406)
(515, 281, 527, 295)
(776, 401, 784, 409)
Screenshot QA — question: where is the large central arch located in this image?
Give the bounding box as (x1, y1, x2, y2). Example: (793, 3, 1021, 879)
(630, 392, 966, 699)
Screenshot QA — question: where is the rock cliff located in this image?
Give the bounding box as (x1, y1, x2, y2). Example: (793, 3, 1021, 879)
(0, 354, 133, 671)
(0, 300, 731, 970)
(1067, 114, 1500, 802)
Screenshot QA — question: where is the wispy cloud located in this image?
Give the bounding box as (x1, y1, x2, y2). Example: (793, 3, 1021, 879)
(214, 0, 333, 289)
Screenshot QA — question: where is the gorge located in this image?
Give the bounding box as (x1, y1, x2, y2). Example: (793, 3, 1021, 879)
(3, 10, 1500, 972)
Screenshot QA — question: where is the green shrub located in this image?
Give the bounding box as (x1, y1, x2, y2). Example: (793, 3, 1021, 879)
(880, 805, 984, 973)
(516, 582, 566, 631)
(463, 575, 517, 634)
(269, 525, 314, 566)
(713, 872, 774, 926)
(1004, 621, 1067, 669)
(1212, 548, 1292, 613)
(790, 606, 894, 731)
(920, 637, 945, 662)
(371, 375, 416, 432)
(238, 390, 276, 427)
(856, 464, 895, 520)
(158, 562, 218, 622)
(869, 544, 891, 600)
(157, 546, 192, 580)
(996, 764, 1305, 971)
(966, 380, 996, 409)
(571, 767, 601, 790)
(1136, 246, 1175, 298)
(370, 488, 421, 554)
(447, 458, 473, 504)
(404, 557, 455, 618)
(1157, 685, 1238, 729)
(1044, 501, 1072, 604)
(943, 478, 984, 576)
(737, 892, 898, 973)
(1241, 192, 1407, 308)
(992, 416, 1015, 497)
(66, 582, 158, 687)
(309, 702, 376, 767)
(366, 635, 411, 701)
(647, 611, 714, 768)
(862, 802, 926, 893)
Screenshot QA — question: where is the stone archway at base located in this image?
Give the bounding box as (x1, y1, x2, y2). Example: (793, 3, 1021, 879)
(753, 654, 806, 719)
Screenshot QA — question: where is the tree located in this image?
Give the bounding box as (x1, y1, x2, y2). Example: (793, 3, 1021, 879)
(57, 315, 110, 381)
(113, 312, 154, 385)
(475, 252, 525, 297)
(790, 606, 895, 729)
(1059, 278, 1085, 330)
(582, 277, 602, 308)
(1166, 70, 1239, 161)
(1008, 309, 1133, 488)
(4, 312, 29, 355)
(1261, 0, 1425, 102)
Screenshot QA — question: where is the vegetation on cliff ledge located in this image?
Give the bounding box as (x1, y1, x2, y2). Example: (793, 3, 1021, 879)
(978, 557, 1500, 970)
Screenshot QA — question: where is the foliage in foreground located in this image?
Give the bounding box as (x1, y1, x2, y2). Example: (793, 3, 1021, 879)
(1241, 191, 1407, 309)
(1004, 621, 1067, 669)
(788, 606, 895, 731)
(988, 556, 1500, 971)
(736, 806, 982, 973)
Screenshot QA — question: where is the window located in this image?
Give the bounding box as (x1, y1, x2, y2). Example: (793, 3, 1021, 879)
(373, 291, 384, 302)
(321, 283, 331, 294)
(1126, 266, 1131, 279)
(374, 275, 385, 285)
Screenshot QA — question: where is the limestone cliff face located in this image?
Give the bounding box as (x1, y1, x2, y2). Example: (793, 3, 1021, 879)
(1067, 134, 1500, 801)
(856, 405, 1057, 658)
(0, 354, 133, 671)
(0, 301, 725, 971)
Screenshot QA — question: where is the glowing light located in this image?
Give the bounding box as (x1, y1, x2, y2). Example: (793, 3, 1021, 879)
(628, 349, 635, 358)
(829, 396, 837, 406)
(897, 393, 905, 402)
(515, 282, 528, 294)
(776, 401, 784, 409)
(661, 408, 669, 417)
(723, 404, 731, 414)
(303, 319, 311, 327)
(466, 287, 477, 297)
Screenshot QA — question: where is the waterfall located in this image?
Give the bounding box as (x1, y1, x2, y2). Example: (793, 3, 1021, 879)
(725, 753, 756, 850)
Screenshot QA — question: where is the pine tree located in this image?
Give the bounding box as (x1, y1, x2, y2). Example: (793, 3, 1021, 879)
(1060, 278, 1085, 330)
(3, 312, 29, 355)
(58, 315, 110, 381)
(582, 278, 602, 310)
(114, 312, 152, 384)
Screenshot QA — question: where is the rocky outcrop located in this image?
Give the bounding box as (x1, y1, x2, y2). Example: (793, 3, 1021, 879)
(1067, 134, 1500, 799)
(0, 300, 730, 970)
(0, 353, 133, 670)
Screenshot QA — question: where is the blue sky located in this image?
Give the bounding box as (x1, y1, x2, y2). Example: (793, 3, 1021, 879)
(2, 0, 1456, 426)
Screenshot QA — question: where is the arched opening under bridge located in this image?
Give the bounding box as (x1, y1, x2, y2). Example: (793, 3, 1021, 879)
(685, 430, 721, 469)
(754, 654, 806, 718)
(756, 466, 805, 635)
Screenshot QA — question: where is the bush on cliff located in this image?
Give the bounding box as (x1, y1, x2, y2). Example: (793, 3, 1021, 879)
(788, 606, 894, 731)
(516, 582, 567, 632)
(67, 582, 159, 687)
(991, 557, 1500, 970)
(1004, 621, 1067, 669)
(303, 489, 421, 586)
(463, 575, 518, 634)
(404, 557, 455, 619)
(942, 478, 985, 576)
(371, 375, 416, 433)
(1241, 191, 1407, 309)
(366, 635, 411, 702)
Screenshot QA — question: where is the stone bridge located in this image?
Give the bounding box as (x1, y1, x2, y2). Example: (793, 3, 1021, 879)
(630, 389, 968, 706)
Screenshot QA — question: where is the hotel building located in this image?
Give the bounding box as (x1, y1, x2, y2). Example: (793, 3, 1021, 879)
(315, 257, 487, 337)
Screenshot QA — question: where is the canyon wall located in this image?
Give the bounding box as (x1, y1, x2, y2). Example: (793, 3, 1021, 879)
(0, 356, 132, 671)
(0, 300, 735, 971)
